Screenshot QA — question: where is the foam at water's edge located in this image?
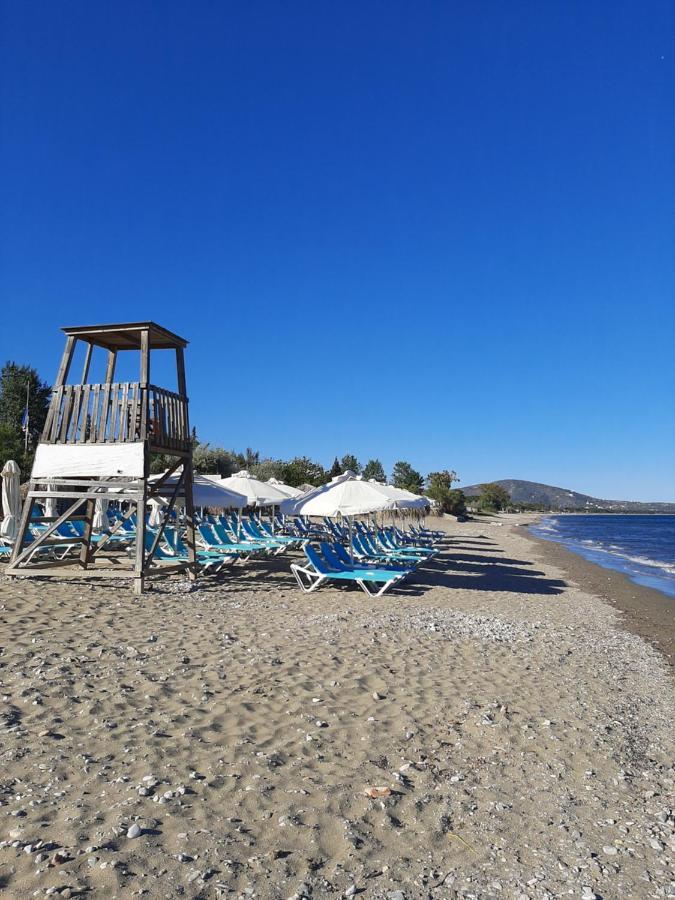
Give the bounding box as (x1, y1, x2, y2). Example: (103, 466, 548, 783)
(530, 517, 675, 600)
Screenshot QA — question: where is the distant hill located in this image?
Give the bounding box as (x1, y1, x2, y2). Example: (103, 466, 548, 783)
(462, 479, 675, 513)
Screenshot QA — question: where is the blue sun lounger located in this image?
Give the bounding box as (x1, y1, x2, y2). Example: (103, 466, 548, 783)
(291, 544, 406, 597)
(320, 541, 413, 576)
(197, 523, 268, 557)
(144, 531, 229, 574)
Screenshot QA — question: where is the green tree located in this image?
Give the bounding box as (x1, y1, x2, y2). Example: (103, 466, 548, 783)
(444, 489, 467, 516)
(244, 447, 260, 468)
(391, 460, 424, 494)
(281, 456, 328, 487)
(340, 453, 361, 475)
(426, 470, 466, 515)
(477, 482, 511, 511)
(362, 458, 386, 482)
(191, 443, 245, 476)
(0, 362, 51, 473)
(0, 423, 25, 477)
(250, 458, 287, 482)
(329, 457, 342, 479)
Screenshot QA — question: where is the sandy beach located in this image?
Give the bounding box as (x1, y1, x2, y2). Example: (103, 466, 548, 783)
(0, 515, 673, 899)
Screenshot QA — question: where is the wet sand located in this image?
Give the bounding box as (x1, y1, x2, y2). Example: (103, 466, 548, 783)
(521, 522, 675, 666)
(0, 515, 673, 899)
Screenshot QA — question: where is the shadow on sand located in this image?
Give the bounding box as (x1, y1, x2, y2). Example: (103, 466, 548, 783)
(401, 549, 566, 596)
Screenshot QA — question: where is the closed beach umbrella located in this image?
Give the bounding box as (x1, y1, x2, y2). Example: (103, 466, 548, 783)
(93, 496, 110, 531)
(43, 481, 58, 518)
(1, 460, 21, 541)
(213, 470, 289, 507)
(148, 498, 164, 527)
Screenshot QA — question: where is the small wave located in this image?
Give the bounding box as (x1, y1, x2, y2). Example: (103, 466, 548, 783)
(622, 554, 675, 576)
(569, 541, 675, 578)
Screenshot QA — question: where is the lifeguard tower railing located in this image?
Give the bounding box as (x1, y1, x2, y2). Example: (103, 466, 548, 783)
(41, 381, 190, 454)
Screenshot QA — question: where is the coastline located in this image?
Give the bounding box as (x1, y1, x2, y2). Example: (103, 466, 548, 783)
(519, 516, 675, 666)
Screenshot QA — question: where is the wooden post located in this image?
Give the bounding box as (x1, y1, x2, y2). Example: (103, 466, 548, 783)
(140, 330, 150, 385)
(134, 329, 151, 594)
(104, 350, 117, 384)
(134, 454, 148, 595)
(79, 498, 96, 568)
(54, 336, 76, 388)
(8, 497, 36, 566)
(81, 343, 93, 384)
(176, 347, 197, 580)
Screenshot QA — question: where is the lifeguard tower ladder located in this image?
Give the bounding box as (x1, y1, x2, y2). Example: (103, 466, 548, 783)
(6, 322, 197, 594)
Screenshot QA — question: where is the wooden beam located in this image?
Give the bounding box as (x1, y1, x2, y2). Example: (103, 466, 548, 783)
(146, 457, 184, 496)
(134, 448, 149, 591)
(104, 350, 117, 384)
(81, 343, 93, 384)
(176, 347, 187, 396)
(78, 498, 96, 568)
(30, 477, 142, 489)
(182, 456, 198, 580)
(145, 470, 182, 566)
(4, 567, 141, 579)
(89, 504, 137, 555)
(140, 328, 150, 385)
(8, 496, 36, 566)
(54, 335, 76, 388)
(27, 490, 143, 501)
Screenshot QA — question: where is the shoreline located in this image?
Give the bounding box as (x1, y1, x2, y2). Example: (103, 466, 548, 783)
(517, 517, 675, 667)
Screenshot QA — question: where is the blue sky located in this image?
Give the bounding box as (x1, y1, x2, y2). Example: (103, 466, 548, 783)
(1, 2, 673, 500)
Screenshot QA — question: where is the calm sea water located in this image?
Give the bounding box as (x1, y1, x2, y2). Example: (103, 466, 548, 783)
(530, 514, 675, 599)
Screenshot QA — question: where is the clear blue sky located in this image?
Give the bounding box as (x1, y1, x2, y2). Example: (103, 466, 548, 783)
(1, 2, 673, 500)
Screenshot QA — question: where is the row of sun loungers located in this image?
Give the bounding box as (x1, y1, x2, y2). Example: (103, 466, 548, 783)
(1, 509, 446, 596)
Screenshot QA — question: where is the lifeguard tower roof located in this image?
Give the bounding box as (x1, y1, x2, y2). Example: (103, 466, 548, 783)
(61, 322, 188, 351)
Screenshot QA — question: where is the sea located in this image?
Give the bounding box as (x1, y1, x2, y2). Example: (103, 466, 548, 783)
(530, 514, 675, 600)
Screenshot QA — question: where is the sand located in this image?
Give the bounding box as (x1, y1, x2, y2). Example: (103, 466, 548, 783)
(0, 515, 673, 899)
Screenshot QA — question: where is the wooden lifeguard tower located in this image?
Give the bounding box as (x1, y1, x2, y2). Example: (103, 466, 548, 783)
(7, 322, 197, 593)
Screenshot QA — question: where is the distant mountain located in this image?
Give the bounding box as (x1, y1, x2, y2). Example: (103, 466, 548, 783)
(462, 479, 675, 513)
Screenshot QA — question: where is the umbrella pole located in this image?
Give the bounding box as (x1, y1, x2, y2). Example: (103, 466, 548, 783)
(238, 508, 242, 539)
(349, 516, 354, 563)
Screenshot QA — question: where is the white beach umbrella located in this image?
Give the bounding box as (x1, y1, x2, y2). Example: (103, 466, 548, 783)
(279, 472, 398, 518)
(213, 470, 289, 507)
(93, 496, 110, 532)
(1, 460, 21, 541)
(280, 472, 398, 561)
(150, 472, 247, 509)
(267, 477, 303, 499)
(366, 480, 428, 510)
